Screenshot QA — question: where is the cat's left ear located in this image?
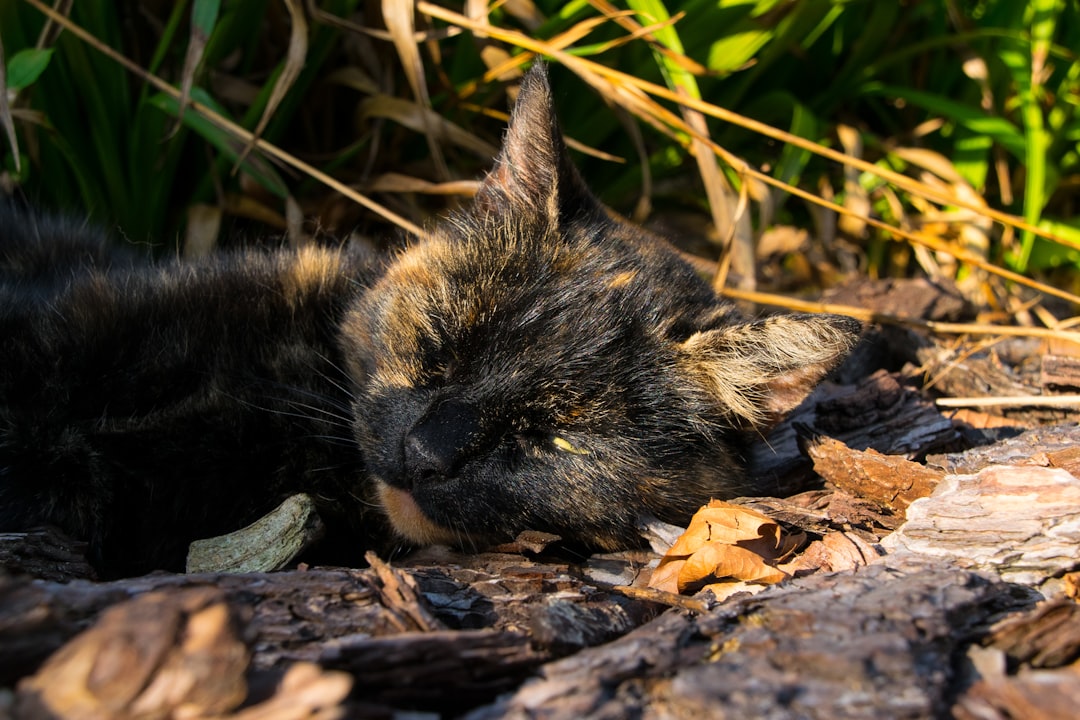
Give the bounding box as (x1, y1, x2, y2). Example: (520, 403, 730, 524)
(471, 62, 601, 224)
(679, 313, 862, 432)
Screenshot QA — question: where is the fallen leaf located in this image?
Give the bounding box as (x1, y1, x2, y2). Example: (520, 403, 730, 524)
(679, 543, 787, 590)
(667, 500, 783, 556)
(778, 530, 879, 577)
(648, 557, 685, 595)
(1064, 572, 1080, 600)
(184, 203, 223, 259)
(649, 500, 798, 595)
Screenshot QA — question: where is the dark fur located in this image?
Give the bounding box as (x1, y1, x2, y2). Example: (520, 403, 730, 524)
(0, 217, 379, 576)
(0, 66, 860, 577)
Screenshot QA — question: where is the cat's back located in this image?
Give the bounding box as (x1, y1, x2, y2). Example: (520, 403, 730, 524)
(0, 203, 137, 299)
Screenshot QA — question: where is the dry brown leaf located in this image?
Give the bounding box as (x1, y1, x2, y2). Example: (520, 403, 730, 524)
(285, 195, 308, 248)
(502, 0, 545, 31)
(184, 203, 223, 259)
(757, 225, 809, 259)
(1046, 333, 1080, 357)
(360, 95, 497, 158)
(1047, 447, 1080, 480)
(948, 407, 1034, 431)
(365, 172, 479, 196)
(667, 502, 775, 555)
(383, 0, 424, 101)
(649, 500, 795, 595)
(679, 543, 788, 589)
(222, 193, 288, 229)
(1064, 572, 1080, 600)
(323, 65, 381, 96)
(892, 146, 968, 186)
(647, 557, 685, 594)
(382, 0, 449, 179)
(237, 0, 308, 168)
(701, 580, 770, 602)
(779, 531, 879, 577)
(225, 662, 351, 720)
(837, 123, 869, 238)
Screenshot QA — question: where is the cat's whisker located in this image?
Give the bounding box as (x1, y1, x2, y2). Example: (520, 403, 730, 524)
(279, 400, 355, 428)
(299, 434, 358, 447)
(309, 350, 358, 401)
(230, 398, 354, 432)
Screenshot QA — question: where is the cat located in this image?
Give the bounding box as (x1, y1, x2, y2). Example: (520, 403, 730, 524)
(0, 64, 860, 578)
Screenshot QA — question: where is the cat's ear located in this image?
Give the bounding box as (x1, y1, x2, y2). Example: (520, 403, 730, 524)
(471, 62, 600, 223)
(679, 313, 862, 432)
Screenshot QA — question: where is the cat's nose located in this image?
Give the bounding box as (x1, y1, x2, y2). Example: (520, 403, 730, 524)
(403, 398, 485, 486)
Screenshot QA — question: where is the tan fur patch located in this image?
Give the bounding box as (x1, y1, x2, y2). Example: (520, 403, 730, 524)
(376, 481, 460, 545)
(388, 235, 460, 287)
(282, 245, 343, 300)
(371, 364, 418, 391)
(387, 251, 441, 291)
(550, 242, 587, 275)
(605, 270, 639, 289)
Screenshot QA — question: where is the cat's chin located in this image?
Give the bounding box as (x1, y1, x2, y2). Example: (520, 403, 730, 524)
(375, 480, 462, 546)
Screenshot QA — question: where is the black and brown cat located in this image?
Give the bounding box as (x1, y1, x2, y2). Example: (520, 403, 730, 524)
(0, 64, 860, 577)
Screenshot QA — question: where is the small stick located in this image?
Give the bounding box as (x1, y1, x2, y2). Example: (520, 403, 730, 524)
(936, 395, 1080, 408)
(612, 585, 711, 613)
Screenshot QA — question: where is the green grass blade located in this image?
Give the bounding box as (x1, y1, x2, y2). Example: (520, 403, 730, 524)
(148, 88, 289, 199)
(626, 0, 699, 99)
(862, 83, 1027, 159)
(1004, 0, 1060, 272)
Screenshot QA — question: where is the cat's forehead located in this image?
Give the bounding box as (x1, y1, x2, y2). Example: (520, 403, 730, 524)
(393, 232, 640, 331)
(418, 215, 668, 293)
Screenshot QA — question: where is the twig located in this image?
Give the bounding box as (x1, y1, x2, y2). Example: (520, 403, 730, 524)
(719, 286, 1080, 346)
(936, 395, 1080, 408)
(612, 584, 711, 613)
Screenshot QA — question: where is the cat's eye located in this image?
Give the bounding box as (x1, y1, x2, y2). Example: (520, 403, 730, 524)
(552, 436, 589, 455)
(419, 355, 458, 387)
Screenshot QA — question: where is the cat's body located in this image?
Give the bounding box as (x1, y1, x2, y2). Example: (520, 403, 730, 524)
(0, 217, 382, 574)
(0, 65, 860, 577)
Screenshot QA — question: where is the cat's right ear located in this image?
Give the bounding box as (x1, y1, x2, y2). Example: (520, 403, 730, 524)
(470, 62, 600, 225)
(678, 313, 862, 432)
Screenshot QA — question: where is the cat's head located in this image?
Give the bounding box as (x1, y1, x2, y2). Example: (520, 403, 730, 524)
(341, 64, 860, 550)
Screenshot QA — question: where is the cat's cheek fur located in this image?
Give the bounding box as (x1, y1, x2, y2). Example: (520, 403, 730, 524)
(376, 481, 461, 545)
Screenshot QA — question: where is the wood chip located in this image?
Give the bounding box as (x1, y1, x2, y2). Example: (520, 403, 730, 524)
(1042, 354, 1080, 391)
(15, 588, 250, 718)
(983, 598, 1080, 669)
(186, 493, 325, 574)
(808, 436, 944, 512)
(881, 464, 1080, 585)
